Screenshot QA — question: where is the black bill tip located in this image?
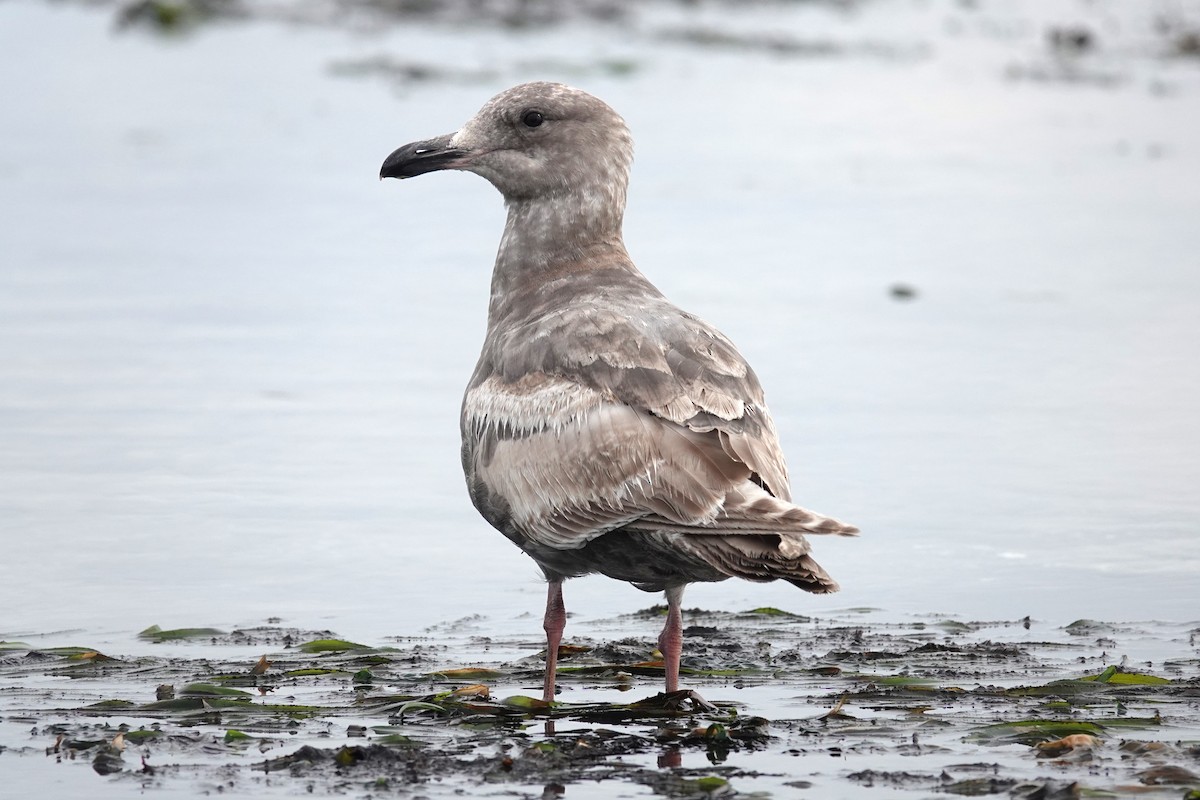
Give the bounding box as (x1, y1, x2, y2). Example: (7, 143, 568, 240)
(380, 134, 466, 180)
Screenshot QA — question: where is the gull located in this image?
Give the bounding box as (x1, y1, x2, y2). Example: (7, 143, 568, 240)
(380, 82, 857, 702)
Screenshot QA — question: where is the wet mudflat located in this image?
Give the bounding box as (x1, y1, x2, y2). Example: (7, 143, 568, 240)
(3, 609, 1198, 798)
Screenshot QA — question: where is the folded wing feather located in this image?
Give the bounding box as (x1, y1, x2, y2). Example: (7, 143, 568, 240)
(463, 286, 857, 588)
(463, 371, 857, 553)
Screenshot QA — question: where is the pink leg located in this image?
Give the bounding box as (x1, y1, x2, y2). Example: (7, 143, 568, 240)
(658, 585, 685, 693)
(542, 579, 566, 702)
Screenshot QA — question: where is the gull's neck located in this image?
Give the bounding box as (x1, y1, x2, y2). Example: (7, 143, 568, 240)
(487, 185, 640, 327)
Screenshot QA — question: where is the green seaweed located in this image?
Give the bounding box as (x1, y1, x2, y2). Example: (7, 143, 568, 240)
(138, 625, 226, 642)
(371, 730, 425, 747)
(502, 695, 552, 711)
(967, 719, 1106, 745)
(180, 683, 253, 697)
(35, 646, 116, 660)
(298, 638, 372, 653)
(1080, 668, 1170, 685)
(87, 699, 136, 709)
(394, 700, 447, 718)
(692, 776, 731, 794)
(935, 620, 975, 633)
(864, 674, 938, 687)
(746, 606, 800, 617)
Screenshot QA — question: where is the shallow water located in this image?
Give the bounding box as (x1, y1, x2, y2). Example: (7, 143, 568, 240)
(1, 0, 1198, 684)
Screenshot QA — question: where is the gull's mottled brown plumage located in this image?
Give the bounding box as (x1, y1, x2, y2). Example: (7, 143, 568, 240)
(381, 82, 857, 700)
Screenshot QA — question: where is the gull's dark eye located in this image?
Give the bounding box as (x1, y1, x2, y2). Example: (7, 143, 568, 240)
(522, 110, 545, 128)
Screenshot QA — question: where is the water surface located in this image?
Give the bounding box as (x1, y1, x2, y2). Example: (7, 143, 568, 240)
(1, 0, 1198, 651)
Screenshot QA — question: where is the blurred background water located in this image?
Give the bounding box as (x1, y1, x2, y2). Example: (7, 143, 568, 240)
(1, 0, 1199, 649)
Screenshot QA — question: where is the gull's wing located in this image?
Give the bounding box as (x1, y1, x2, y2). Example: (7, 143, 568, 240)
(462, 291, 858, 559)
(482, 288, 799, 495)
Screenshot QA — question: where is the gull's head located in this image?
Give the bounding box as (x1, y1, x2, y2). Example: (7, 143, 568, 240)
(380, 82, 634, 205)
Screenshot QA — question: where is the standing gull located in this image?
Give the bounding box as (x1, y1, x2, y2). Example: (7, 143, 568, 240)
(380, 82, 857, 702)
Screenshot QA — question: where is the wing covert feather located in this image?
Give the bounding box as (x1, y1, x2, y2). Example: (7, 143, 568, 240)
(462, 372, 856, 552)
(487, 290, 795, 501)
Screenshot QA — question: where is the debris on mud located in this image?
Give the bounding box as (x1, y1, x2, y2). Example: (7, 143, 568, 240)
(2, 610, 1198, 797)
